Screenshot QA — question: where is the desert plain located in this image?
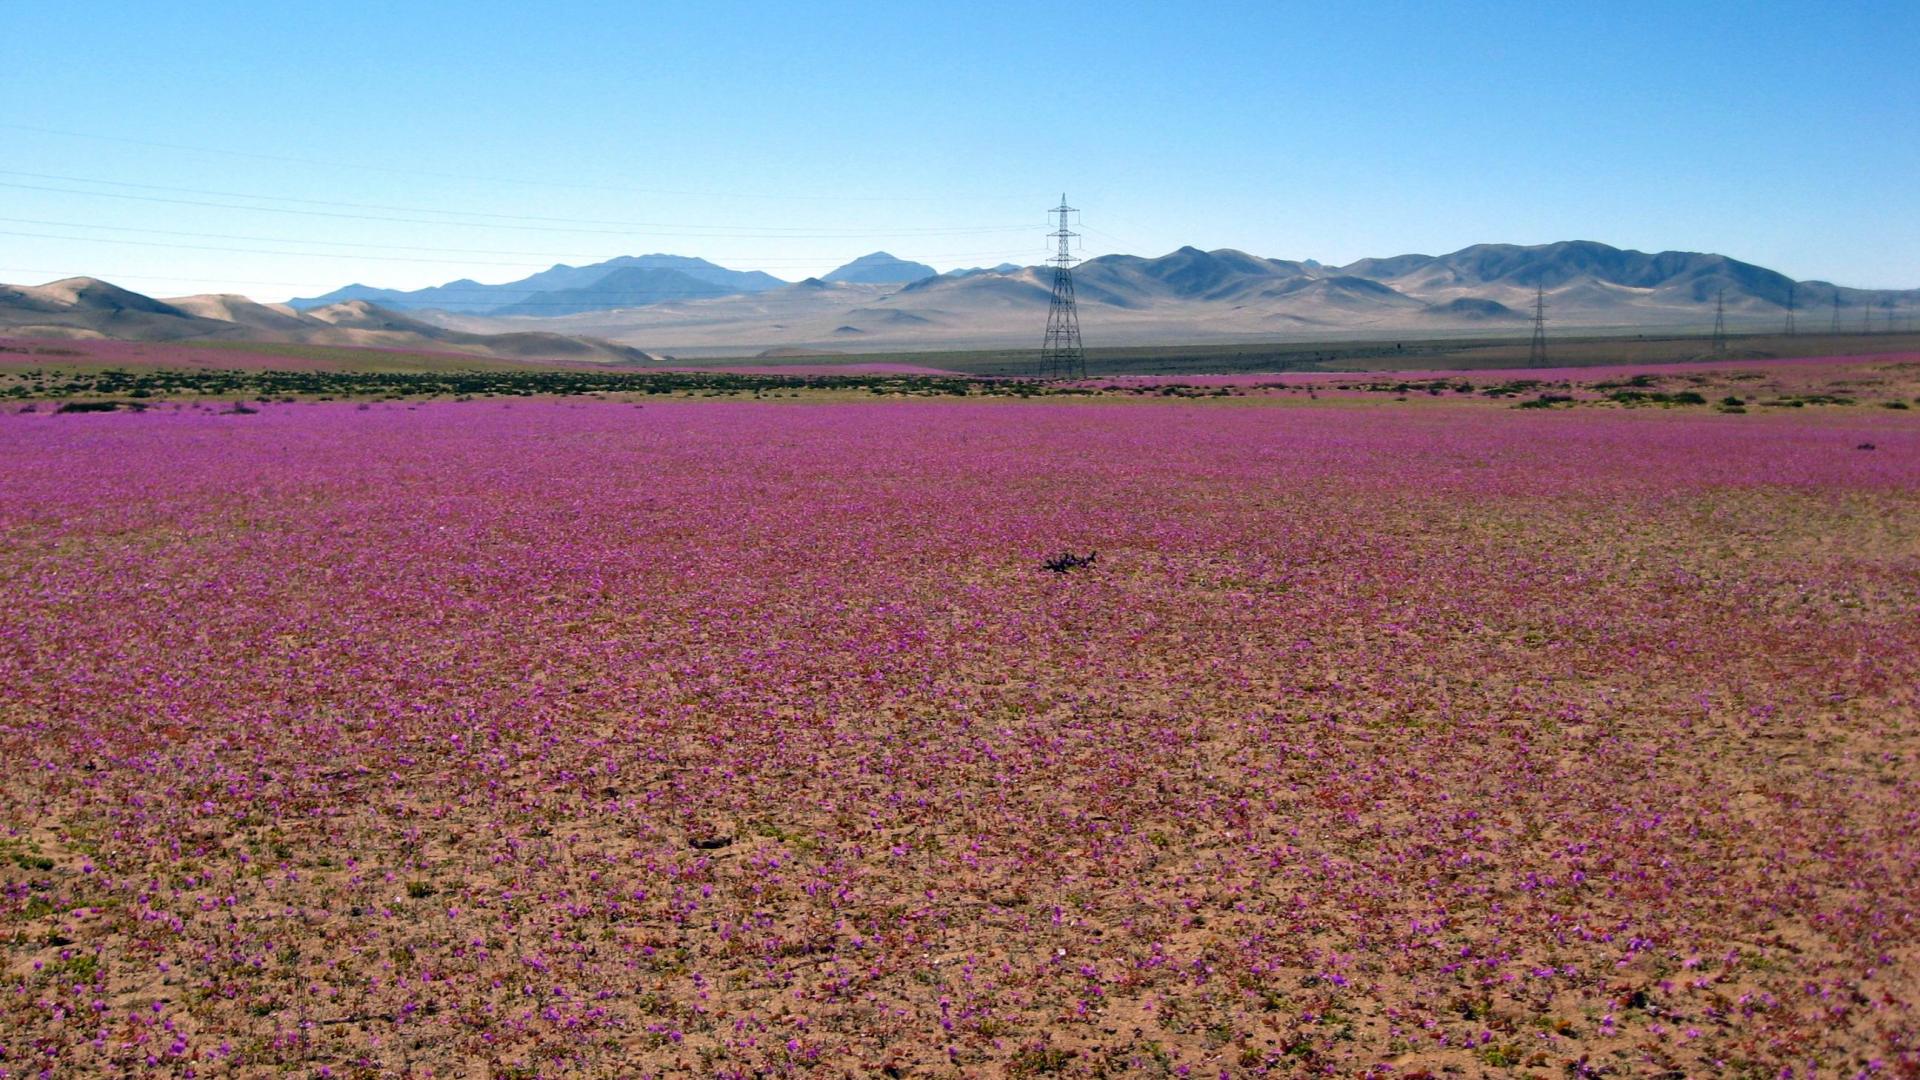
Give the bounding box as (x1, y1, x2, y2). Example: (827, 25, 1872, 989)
(1, 342, 1917, 1078)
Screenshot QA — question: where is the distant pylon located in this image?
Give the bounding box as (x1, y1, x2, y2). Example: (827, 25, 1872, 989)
(1863, 299, 1872, 333)
(1526, 282, 1548, 367)
(1711, 289, 1728, 354)
(1039, 194, 1086, 379)
(1783, 282, 1796, 336)
(1831, 294, 1842, 334)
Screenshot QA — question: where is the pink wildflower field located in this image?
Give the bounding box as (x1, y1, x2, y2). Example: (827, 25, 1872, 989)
(673, 364, 969, 377)
(2, 393, 1918, 1078)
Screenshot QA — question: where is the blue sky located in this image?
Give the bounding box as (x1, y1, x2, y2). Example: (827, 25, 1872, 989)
(4, 1, 1916, 300)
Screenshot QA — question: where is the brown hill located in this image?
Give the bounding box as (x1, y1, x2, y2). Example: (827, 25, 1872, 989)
(164, 294, 323, 335)
(1, 278, 241, 341)
(0, 278, 661, 364)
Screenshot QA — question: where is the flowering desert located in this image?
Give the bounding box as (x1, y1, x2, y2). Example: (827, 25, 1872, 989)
(3, 367, 1919, 1078)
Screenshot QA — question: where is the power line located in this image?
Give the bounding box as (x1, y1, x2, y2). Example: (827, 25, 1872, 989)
(0, 231, 1040, 298)
(0, 169, 1038, 235)
(0, 265, 1042, 306)
(0, 122, 1030, 204)
(1085, 209, 1186, 256)
(0, 216, 1034, 266)
(0, 267, 337, 289)
(1077, 224, 1150, 255)
(0, 177, 1039, 239)
(0, 228, 585, 268)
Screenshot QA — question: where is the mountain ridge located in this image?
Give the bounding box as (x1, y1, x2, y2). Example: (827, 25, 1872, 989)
(490, 266, 736, 316)
(11, 240, 1917, 357)
(463, 240, 1916, 354)
(287, 251, 948, 315)
(821, 252, 939, 285)
(288, 254, 787, 314)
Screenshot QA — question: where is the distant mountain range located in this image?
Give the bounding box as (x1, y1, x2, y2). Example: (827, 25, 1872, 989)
(7, 241, 1916, 359)
(287, 252, 926, 314)
(945, 263, 1023, 279)
(288, 254, 788, 315)
(0, 278, 659, 363)
(437, 240, 1907, 355)
(820, 252, 938, 285)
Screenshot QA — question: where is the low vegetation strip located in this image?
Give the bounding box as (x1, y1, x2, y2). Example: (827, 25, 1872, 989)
(7, 354, 1920, 412)
(0, 366, 1026, 402)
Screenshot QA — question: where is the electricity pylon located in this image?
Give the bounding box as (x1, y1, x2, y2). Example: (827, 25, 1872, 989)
(1038, 195, 1086, 379)
(1526, 282, 1548, 367)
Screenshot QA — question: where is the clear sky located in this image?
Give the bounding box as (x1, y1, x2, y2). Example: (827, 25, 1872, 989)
(4, 1, 1916, 300)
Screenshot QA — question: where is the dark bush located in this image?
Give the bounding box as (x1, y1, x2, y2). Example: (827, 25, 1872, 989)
(1042, 551, 1098, 574)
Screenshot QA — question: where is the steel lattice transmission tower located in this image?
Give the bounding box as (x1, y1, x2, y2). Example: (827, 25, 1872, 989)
(1526, 282, 1548, 367)
(1783, 282, 1796, 336)
(1711, 289, 1728, 354)
(1039, 194, 1086, 379)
